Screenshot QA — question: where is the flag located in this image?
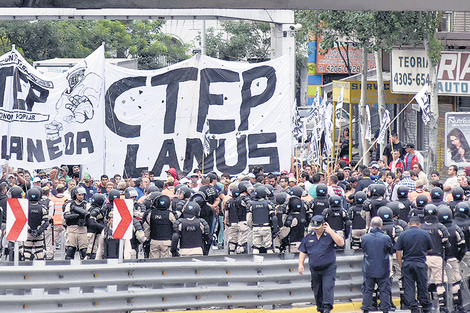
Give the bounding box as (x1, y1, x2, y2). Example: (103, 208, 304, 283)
(202, 119, 211, 156)
(335, 86, 344, 128)
(324, 97, 333, 154)
(306, 88, 320, 123)
(292, 105, 303, 140)
(307, 132, 320, 165)
(365, 105, 372, 141)
(376, 110, 391, 144)
(414, 86, 430, 125)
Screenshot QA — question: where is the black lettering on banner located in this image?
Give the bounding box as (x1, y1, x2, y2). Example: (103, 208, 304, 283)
(183, 138, 204, 174)
(0, 67, 13, 108)
(1, 136, 7, 159)
(47, 138, 63, 160)
(105, 76, 147, 138)
(202, 139, 216, 173)
(197, 68, 239, 133)
(239, 66, 276, 131)
(151, 68, 198, 134)
(64, 132, 74, 155)
(76, 131, 94, 154)
(151, 139, 181, 176)
(216, 135, 247, 174)
(1, 135, 23, 160)
(15, 70, 49, 111)
(124, 144, 148, 178)
(248, 133, 280, 172)
(27, 139, 45, 162)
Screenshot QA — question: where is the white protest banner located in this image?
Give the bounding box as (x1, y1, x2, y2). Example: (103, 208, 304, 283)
(0, 46, 105, 176)
(376, 110, 391, 145)
(104, 54, 291, 177)
(414, 86, 430, 125)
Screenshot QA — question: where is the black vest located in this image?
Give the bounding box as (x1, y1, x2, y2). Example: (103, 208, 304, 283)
(236, 196, 249, 222)
(370, 199, 388, 217)
(180, 218, 203, 249)
(28, 202, 44, 230)
(251, 199, 270, 227)
(311, 197, 328, 216)
(443, 222, 459, 259)
(325, 208, 344, 231)
(226, 198, 239, 225)
(454, 214, 470, 250)
(350, 205, 366, 229)
(409, 208, 425, 224)
(68, 201, 87, 226)
(150, 209, 173, 240)
(103, 227, 120, 259)
(287, 213, 305, 243)
(397, 199, 412, 222)
(421, 220, 445, 256)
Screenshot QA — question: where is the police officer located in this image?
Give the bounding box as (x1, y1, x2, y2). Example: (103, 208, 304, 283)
(310, 184, 329, 217)
(95, 211, 132, 259)
(430, 187, 446, 206)
(421, 204, 451, 313)
(143, 195, 176, 258)
(395, 216, 433, 313)
(396, 186, 413, 223)
(273, 191, 288, 253)
(348, 191, 367, 249)
(172, 185, 192, 218)
(387, 202, 409, 231)
(224, 185, 240, 255)
(449, 187, 465, 212)
(24, 188, 49, 261)
(378, 206, 404, 309)
(298, 215, 345, 313)
(171, 201, 210, 257)
(103, 189, 120, 218)
(280, 195, 307, 253)
(361, 216, 394, 313)
(363, 184, 388, 228)
(410, 194, 428, 224)
(234, 183, 251, 254)
(63, 186, 90, 260)
(125, 187, 147, 258)
(4, 186, 23, 261)
(247, 186, 277, 254)
(453, 202, 470, 279)
(438, 205, 466, 313)
(86, 193, 107, 259)
(322, 195, 348, 239)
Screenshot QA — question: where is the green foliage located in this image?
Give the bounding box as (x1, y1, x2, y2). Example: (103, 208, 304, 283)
(0, 20, 190, 69)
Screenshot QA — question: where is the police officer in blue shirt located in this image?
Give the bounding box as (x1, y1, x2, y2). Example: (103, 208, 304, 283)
(361, 216, 394, 313)
(395, 216, 433, 313)
(298, 215, 345, 313)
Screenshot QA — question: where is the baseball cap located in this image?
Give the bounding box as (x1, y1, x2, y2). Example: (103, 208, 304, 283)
(403, 171, 410, 177)
(288, 177, 297, 183)
(415, 179, 424, 188)
(8, 174, 15, 179)
(33, 177, 41, 183)
(60, 165, 69, 172)
(56, 183, 65, 190)
(370, 162, 379, 169)
(180, 177, 190, 184)
(310, 215, 325, 229)
(247, 173, 256, 179)
(167, 176, 175, 183)
(405, 143, 415, 149)
(281, 170, 289, 175)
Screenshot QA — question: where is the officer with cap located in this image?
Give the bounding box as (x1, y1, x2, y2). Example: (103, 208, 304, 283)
(410, 194, 428, 224)
(143, 195, 176, 258)
(24, 188, 49, 260)
(310, 184, 329, 217)
(421, 204, 451, 313)
(361, 216, 394, 313)
(348, 191, 367, 249)
(86, 193, 107, 259)
(280, 195, 307, 253)
(395, 216, 433, 313)
(63, 186, 90, 260)
(298, 215, 344, 313)
(438, 205, 466, 313)
(247, 186, 277, 254)
(171, 201, 210, 257)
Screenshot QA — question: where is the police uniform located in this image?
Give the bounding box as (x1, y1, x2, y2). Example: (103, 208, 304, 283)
(63, 187, 90, 260)
(322, 196, 347, 239)
(309, 184, 329, 217)
(247, 187, 277, 254)
(86, 193, 107, 259)
(298, 216, 340, 313)
(24, 189, 50, 261)
(394, 217, 433, 313)
(348, 192, 367, 249)
(235, 190, 251, 254)
(144, 195, 176, 258)
(225, 186, 240, 254)
(95, 212, 132, 260)
(280, 196, 306, 253)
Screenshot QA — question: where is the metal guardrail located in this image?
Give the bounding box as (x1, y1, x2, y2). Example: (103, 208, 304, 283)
(0, 253, 369, 313)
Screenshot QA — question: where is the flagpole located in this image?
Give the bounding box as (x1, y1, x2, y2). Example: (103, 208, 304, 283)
(332, 101, 336, 160)
(353, 97, 415, 171)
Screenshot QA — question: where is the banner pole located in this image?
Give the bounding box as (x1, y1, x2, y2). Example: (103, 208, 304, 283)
(332, 101, 336, 160)
(353, 98, 414, 171)
(349, 102, 353, 162)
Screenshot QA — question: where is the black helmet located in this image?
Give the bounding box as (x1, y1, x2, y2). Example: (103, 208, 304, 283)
(329, 195, 342, 208)
(288, 196, 303, 213)
(316, 184, 328, 197)
(27, 188, 41, 201)
(154, 195, 171, 209)
(455, 202, 470, 216)
(183, 201, 200, 218)
(290, 186, 303, 198)
(10, 186, 23, 199)
(33, 186, 43, 198)
(254, 186, 267, 199)
(386, 201, 404, 218)
(437, 205, 453, 223)
(415, 195, 429, 208)
(424, 204, 438, 216)
(176, 185, 192, 199)
(125, 187, 138, 199)
(452, 187, 464, 201)
(371, 184, 386, 197)
(189, 192, 206, 208)
(276, 192, 289, 205)
(239, 181, 253, 194)
(70, 186, 78, 201)
(147, 185, 160, 194)
(354, 191, 367, 205)
(92, 193, 106, 207)
(430, 187, 444, 201)
(108, 189, 120, 203)
(147, 191, 162, 203)
(264, 184, 274, 197)
(378, 206, 393, 222)
(238, 182, 248, 194)
(397, 186, 409, 199)
(232, 185, 240, 198)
